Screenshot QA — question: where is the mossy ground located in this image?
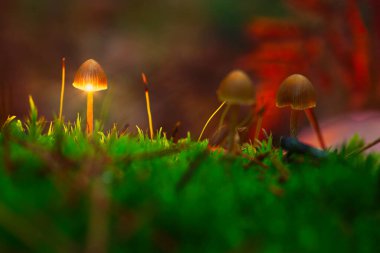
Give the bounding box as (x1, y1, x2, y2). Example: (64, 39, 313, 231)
(0, 99, 379, 253)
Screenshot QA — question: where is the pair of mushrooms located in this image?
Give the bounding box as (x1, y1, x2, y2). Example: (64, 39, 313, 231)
(200, 70, 326, 150)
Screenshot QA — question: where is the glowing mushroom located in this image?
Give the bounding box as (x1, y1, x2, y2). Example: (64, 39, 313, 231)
(73, 59, 107, 135)
(276, 74, 326, 149)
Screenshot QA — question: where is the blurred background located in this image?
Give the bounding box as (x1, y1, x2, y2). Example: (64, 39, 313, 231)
(0, 0, 379, 143)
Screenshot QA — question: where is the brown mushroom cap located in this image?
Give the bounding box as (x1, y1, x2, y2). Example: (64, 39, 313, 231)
(73, 59, 108, 92)
(217, 70, 255, 105)
(276, 74, 316, 110)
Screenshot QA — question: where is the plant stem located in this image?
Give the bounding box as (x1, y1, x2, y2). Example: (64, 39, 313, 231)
(145, 90, 154, 140)
(346, 137, 380, 157)
(304, 108, 326, 149)
(87, 92, 93, 135)
(142, 73, 154, 140)
(59, 57, 65, 121)
(197, 101, 226, 141)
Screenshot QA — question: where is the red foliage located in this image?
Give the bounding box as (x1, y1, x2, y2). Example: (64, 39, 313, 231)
(239, 0, 377, 138)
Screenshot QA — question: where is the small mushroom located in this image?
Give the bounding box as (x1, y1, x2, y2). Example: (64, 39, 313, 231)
(217, 70, 256, 152)
(276, 74, 326, 149)
(217, 70, 256, 128)
(73, 59, 108, 135)
(198, 70, 256, 150)
(217, 70, 256, 106)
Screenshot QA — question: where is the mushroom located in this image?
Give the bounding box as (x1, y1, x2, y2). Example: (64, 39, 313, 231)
(276, 74, 326, 149)
(198, 70, 256, 145)
(73, 59, 107, 135)
(216, 70, 256, 152)
(217, 70, 256, 106)
(217, 70, 256, 151)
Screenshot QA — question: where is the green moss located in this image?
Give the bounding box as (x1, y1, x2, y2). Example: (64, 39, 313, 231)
(0, 105, 379, 252)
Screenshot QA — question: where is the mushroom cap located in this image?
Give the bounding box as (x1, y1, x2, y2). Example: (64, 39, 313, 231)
(217, 70, 255, 105)
(276, 74, 316, 110)
(73, 59, 108, 92)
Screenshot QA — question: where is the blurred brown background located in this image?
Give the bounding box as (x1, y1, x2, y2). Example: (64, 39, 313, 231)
(0, 0, 379, 139)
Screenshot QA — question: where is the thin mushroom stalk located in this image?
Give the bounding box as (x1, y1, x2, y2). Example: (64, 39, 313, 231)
(87, 92, 93, 135)
(226, 105, 239, 153)
(218, 103, 231, 129)
(290, 110, 300, 137)
(304, 108, 326, 149)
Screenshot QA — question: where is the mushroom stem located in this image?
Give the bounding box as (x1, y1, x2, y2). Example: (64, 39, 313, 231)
(227, 105, 239, 153)
(59, 57, 65, 121)
(87, 92, 93, 135)
(197, 101, 226, 142)
(304, 108, 326, 149)
(218, 103, 231, 129)
(289, 110, 300, 137)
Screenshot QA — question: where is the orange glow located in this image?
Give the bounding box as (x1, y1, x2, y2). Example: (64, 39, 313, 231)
(73, 59, 108, 92)
(85, 84, 94, 92)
